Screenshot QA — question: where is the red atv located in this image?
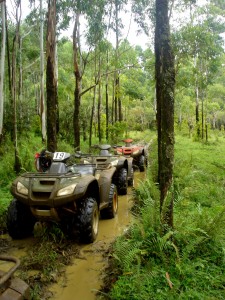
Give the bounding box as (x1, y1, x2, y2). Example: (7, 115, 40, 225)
(114, 138, 148, 172)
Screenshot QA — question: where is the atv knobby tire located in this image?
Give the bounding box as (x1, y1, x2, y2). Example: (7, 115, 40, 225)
(138, 155, 145, 172)
(7, 199, 36, 239)
(117, 168, 128, 195)
(76, 197, 99, 243)
(101, 184, 118, 219)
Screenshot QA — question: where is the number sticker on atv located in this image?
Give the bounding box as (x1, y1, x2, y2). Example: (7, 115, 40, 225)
(53, 152, 66, 161)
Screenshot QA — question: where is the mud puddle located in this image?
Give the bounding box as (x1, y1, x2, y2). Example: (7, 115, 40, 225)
(49, 171, 145, 300)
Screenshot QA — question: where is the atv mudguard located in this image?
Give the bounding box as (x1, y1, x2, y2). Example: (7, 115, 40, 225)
(116, 156, 128, 170)
(96, 166, 117, 208)
(126, 157, 134, 178)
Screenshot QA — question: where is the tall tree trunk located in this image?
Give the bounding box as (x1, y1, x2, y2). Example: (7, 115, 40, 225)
(194, 56, 200, 138)
(40, 0, 46, 142)
(12, 0, 22, 173)
(46, 0, 57, 152)
(73, 12, 82, 151)
(112, 79, 115, 124)
(5, 4, 13, 141)
(55, 37, 59, 134)
(89, 49, 98, 148)
(0, 1, 6, 141)
(155, 0, 175, 228)
(201, 94, 204, 139)
(114, 0, 119, 122)
(18, 35, 22, 131)
(82, 118, 87, 141)
(89, 86, 96, 148)
(105, 50, 109, 141)
(98, 55, 102, 143)
(114, 77, 118, 122)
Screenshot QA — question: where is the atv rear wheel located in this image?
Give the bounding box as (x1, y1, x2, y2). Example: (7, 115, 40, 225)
(77, 197, 99, 243)
(117, 168, 128, 195)
(101, 184, 118, 219)
(7, 199, 36, 239)
(138, 155, 145, 172)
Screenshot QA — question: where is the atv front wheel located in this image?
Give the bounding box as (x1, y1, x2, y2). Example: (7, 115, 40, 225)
(138, 155, 145, 172)
(117, 168, 128, 195)
(7, 199, 36, 239)
(101, 184, 118, 219)
(77, 197, 99, 243)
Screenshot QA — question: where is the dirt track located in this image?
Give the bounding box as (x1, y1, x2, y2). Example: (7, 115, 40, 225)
(0, 172, 145, 300)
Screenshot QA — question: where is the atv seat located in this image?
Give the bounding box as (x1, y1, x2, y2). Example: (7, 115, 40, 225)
(99, 150, 112, 156)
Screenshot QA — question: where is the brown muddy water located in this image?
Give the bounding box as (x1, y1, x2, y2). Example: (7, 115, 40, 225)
(49, 171, 145, 300)
(0, 171, 145, 300)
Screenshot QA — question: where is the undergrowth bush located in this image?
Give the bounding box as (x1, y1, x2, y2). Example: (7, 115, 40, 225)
(100, 133, 225, 300)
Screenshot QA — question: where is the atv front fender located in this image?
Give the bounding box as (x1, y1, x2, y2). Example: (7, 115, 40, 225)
(96, 167, 117, 204)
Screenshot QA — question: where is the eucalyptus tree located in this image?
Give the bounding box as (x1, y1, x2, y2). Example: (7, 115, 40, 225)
(46, 0, 57, 152)
(131, 0, 175, 227)
(118, 42, 155, 130)
(0, 0, 6, 142)
(11, 0, 22, 173)
(172, 0, 225, 139)
(24, 0, 47, 141)
(206, 82, 225, 129)
(110, 0, 128, 122)
(66, 0, 107, 150)
(155, 0, 175, 228)
(40, 0, 46, 142)
(83, 2, 108, 146)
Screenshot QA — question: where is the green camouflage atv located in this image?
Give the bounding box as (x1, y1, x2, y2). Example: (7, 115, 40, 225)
(79, 144, 134, 190)
(6, 148, 129, 243)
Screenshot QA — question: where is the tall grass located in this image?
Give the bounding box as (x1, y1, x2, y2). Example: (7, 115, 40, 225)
(101, 131, 225, 300)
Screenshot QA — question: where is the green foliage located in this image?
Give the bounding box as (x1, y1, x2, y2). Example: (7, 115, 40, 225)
(108, 121, 127, 144)
(30, 115, 42, 136)
(101, 132, 225, 300)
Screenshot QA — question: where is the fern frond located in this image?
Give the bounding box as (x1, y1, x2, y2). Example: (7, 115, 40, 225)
(113, 239, 143, 272)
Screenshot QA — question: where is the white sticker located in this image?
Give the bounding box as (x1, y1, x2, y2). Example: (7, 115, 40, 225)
(53, 152, 66, 161)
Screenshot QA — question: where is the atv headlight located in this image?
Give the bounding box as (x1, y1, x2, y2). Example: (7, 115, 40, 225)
(132, 150, 139, 155)
(111, 159, 119, 166)
(57, 184, 77, 196)
(17, 182, 28, 195)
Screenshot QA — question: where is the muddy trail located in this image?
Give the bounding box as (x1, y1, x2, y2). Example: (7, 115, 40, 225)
(0, 171, 145, 300)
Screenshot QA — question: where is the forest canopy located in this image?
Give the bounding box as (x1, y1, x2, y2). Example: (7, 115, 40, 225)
(0, 0, 224, 152)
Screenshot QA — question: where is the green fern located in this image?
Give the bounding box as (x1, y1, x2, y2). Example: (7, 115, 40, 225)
(113, 239, 143, 272)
